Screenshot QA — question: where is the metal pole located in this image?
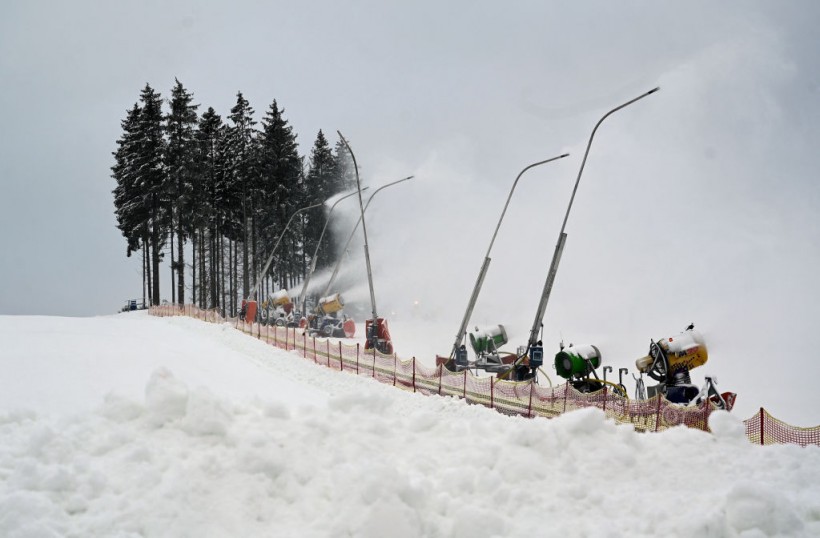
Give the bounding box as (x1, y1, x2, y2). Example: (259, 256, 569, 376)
(448, 154, 569, 360)
(526, 87, 660, 349)
(248, 200, 326, 301)
(321, 176, 414, 298)
(337, 131, 378, 320)
(298, 189, 366, 316)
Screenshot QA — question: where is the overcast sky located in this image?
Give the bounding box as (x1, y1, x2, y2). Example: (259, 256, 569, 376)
(1, 1, 818, 422)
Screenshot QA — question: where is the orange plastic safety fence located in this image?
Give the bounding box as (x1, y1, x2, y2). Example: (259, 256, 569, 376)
(149, 305, 819, 446)
(744, 408, 820, 446)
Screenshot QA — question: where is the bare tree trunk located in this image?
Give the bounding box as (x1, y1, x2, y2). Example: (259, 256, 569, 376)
(170, 226, 176, 304)
(151, 202, 160, 306)
(191, 230, 197, 307)
(219, 232, 226, 316)
(177, 218, 185, 305)
(142, 239, 148, 307)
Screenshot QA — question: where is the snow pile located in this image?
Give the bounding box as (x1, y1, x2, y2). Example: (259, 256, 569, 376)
(1, 314, 819, 537)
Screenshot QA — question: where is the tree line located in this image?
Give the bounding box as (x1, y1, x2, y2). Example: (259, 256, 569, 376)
(112, 80, 356, 316)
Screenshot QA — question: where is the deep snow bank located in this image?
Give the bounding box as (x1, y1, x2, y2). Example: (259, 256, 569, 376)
(1, 314, 819, 537)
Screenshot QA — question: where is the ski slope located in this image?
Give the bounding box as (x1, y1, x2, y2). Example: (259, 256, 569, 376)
(1, 312, 819, 537)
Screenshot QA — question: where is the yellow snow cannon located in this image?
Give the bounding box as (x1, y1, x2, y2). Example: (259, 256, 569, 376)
(270, 290, 291, 307)
(318, 293, 344, 315)
(635, 324, 731, 409)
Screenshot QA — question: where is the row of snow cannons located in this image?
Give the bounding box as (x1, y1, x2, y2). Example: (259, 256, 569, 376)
(240, 291, 357, 340)
(150, 304, 820, 446)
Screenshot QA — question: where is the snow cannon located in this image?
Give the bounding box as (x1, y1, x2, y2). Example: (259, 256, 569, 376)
(318, 293, 344, 315)
(241, 300, 257, 323)
(636, 324, 734, 410)
(271, 289, 291, 307)
(469, 325, 508, 355)
(552, 343, 610, 393)
(554, 344, 602, 379)
(364, 317, 393, 355)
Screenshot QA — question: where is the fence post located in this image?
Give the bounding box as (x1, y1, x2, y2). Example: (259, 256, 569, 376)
(760, 407, 765, 446)
(412, 358, 416, 392)
(527, 380, 534, 418)
(655, 396, 663, 432)
(339, 342, 343, 371)
(563, 383, 569, 413)
(490, 377, 494, 409)
(438, 365, 443, 395)
(356, 343, 360, 374)
(393, 355, 397, 387)
(303, 332, 307, 358)
(462, 370, 467, 400)
(372, 347, 376, 378)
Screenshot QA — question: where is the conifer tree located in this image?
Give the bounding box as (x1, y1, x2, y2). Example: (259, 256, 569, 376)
(226, 92, 257, 301)
(304, 130, 338, 270)
(331, 136, 357, 194)
(165, 79, 199, 305)
(258, 100, 302, 292)
(132, 84, 167, 306)
(194, 107, 223, 310)
(112, 103, 151, 303)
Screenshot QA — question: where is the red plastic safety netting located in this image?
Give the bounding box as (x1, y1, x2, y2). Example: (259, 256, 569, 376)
(151, 305, 819, 446)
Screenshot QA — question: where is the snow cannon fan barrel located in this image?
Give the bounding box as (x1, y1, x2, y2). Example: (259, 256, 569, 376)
(318, 293, 344, 315)
(635, 328, 708, 380)
(554, 344, 602, 379)
(270, 290, 290, 307)
(469, 325, 508, 355)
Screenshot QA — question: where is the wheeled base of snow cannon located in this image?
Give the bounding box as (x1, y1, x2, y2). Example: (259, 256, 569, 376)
(306, 293, 356, 338)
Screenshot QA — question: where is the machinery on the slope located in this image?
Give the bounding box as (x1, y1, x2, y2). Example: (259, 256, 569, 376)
(438, 324, 541, 381)
(305, 293, 356, 338)
(551, 342, 628, 396)
(259, 290, 297, 327)
(635, 324, 735, 410)
(445, 325, 518, 374)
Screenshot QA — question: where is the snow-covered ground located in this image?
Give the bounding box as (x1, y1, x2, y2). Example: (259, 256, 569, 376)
(1, 312, 819, 537)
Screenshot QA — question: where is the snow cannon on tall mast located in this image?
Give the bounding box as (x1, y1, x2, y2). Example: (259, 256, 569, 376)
(437, 154, 570, 374)
(243, 199, 326, 323)
(297, 188, 366, 330)
(635, 324, 736, 410)
(501, 87, 660, 382)
(336, 131, 408, 355)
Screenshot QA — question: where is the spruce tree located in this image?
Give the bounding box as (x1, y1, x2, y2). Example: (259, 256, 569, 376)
(195, 107, 223, 310)
(331, 136, 357, 193)
(133, 84, 167, 306)
(305, 130, 338, 270)
(226, 92, 257, 301)
(258, 100, 302, 292)
(165, 79, 199, 305)
(112, 103, 150, 303)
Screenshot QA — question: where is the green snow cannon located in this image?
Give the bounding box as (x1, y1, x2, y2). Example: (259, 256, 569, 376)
(554, 344, 602, 379)
(469, 325, 508, 355)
